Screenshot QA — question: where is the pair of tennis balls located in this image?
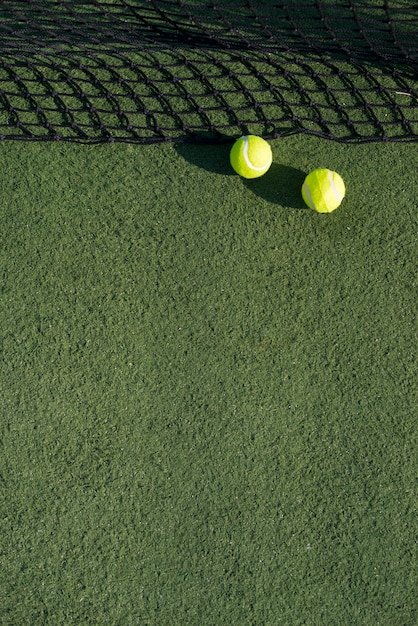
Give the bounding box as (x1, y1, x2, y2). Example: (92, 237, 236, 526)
(230, 135, 346, 213)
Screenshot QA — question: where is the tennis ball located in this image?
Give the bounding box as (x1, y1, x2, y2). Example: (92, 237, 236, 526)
(230, 135, 272, 178)
(302, 168, 346, 213)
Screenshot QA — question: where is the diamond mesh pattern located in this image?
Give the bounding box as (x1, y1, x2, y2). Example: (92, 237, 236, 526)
(0, 0, 416, 143)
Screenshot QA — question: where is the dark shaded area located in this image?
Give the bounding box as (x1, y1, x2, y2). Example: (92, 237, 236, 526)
(243, 164, 308, 210)
(175, 143, 234, 176)
(176, 141, 307, 208)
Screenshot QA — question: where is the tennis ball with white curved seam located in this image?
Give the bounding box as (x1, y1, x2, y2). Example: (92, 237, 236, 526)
(230, 135, 272, 179)
(302, 168, 346, 213)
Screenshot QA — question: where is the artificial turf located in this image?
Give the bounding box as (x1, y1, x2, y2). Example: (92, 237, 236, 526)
(0, 134, 417, 625)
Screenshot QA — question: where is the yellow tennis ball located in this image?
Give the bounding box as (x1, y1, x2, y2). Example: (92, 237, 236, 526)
(230, 135, 272, 179)
(302, 168, 346, 213)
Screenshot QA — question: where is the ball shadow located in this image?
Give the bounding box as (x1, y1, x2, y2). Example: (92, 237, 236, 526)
(242, 163, 308, 210)
(175, 142, 234, 176)
(175, 143, 308, 210)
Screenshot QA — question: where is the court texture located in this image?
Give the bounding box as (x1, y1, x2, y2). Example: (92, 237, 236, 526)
(0, 2, 417, 624)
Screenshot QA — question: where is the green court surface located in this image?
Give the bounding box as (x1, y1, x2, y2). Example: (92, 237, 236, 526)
(1, 134, 417, 625)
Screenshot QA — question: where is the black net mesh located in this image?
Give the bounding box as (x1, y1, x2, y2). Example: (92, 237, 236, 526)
(0, 0, 417, 144)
